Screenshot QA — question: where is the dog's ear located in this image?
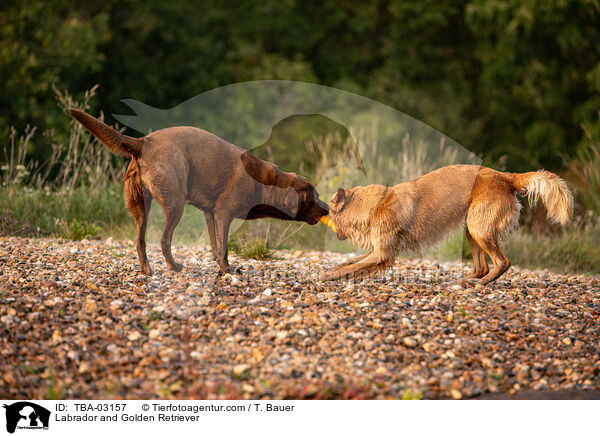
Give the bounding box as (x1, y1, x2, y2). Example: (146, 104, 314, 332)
(331, 187, 347, 212)
(241, 152, 277, 186)
(335, 188, 346, 204)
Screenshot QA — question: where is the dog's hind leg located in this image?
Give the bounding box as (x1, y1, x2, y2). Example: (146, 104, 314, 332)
(138, 190, 153, 274)
(125, 161, 153, 275)
(160, 202, 185, 272)
(465, 229, 488, 279)
(465, 191, 517, 284)
(471, 237, 510, 285)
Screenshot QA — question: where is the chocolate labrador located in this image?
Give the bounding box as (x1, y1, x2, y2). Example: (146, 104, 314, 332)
(69, 109, 328, 275)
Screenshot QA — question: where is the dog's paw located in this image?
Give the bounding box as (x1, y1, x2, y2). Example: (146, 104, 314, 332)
(456, 277, 481, 288)
(168, 262, 183, 272)
(216, 265, 234, 275)
(317, 271, 339, 282)
(141, 265, 154, 276)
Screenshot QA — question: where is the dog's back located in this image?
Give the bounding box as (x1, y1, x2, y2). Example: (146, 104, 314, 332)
(334, 165, 480, 252)
(139, 126, 244, 210)
(397, 165, 480, 249)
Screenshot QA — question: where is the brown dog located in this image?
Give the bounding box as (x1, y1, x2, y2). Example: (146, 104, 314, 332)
(69, 109, 328, 275)
(323, 164, 573, 284)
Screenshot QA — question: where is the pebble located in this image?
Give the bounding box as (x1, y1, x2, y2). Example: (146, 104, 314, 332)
(289, 313, 303, 323)
(85, 298, 97, 312)
(110, 300, 124, 310)
(450, 389, 463, 399)
(128, 331, 141, 341)
(233, 364, 250, 376)
(403, 337, 417, 348)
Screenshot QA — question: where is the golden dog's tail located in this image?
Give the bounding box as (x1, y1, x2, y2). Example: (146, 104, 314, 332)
(510, 170, 573, 225)
(69, 109, 144, 157)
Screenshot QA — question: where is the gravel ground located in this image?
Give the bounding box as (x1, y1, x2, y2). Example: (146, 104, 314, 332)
(1, 236, 599, 399)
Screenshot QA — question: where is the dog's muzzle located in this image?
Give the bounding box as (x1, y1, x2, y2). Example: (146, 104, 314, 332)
(304, 199, 329, 225)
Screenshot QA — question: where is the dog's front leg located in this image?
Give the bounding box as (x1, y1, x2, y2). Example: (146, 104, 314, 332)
(204, 211, 218, 261)
(319, 252, 387, 281)
(333, 252, 372, 270)
(213, 208, 234, 274)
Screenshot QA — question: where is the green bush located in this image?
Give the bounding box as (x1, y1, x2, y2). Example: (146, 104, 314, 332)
(229, 237, 273, 261)
(62, 218, 99, 241)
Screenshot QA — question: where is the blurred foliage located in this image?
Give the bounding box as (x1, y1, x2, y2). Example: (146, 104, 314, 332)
(566, 116, 600, 216)
(1, 0, 600, 171)
(0, 0, 110, 160)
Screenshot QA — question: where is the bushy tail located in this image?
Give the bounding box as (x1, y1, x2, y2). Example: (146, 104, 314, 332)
(69, 109, 144, 157)
(511, 170, 574, 225)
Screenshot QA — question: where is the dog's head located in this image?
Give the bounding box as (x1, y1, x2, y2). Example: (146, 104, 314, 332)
(329, 187, 350, 240)
(241, 152, 328, 224)
(329, 186, 394, 242)
(289, 175, 329, 224)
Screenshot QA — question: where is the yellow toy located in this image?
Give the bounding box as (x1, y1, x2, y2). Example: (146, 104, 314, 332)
(319, 216, 337, 233)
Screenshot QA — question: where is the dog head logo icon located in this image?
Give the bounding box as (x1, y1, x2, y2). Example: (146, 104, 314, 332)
(3, 402, 50, 434)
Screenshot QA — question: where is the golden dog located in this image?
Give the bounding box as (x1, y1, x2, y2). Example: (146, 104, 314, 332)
(322, 165, 573, 284)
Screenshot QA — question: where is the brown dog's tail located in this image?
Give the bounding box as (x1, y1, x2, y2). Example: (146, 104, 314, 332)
(510, 170, 574, 226)
(69, 109, 144, 157)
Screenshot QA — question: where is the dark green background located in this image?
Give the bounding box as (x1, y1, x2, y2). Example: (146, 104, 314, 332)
(2, 0, 600, 171)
